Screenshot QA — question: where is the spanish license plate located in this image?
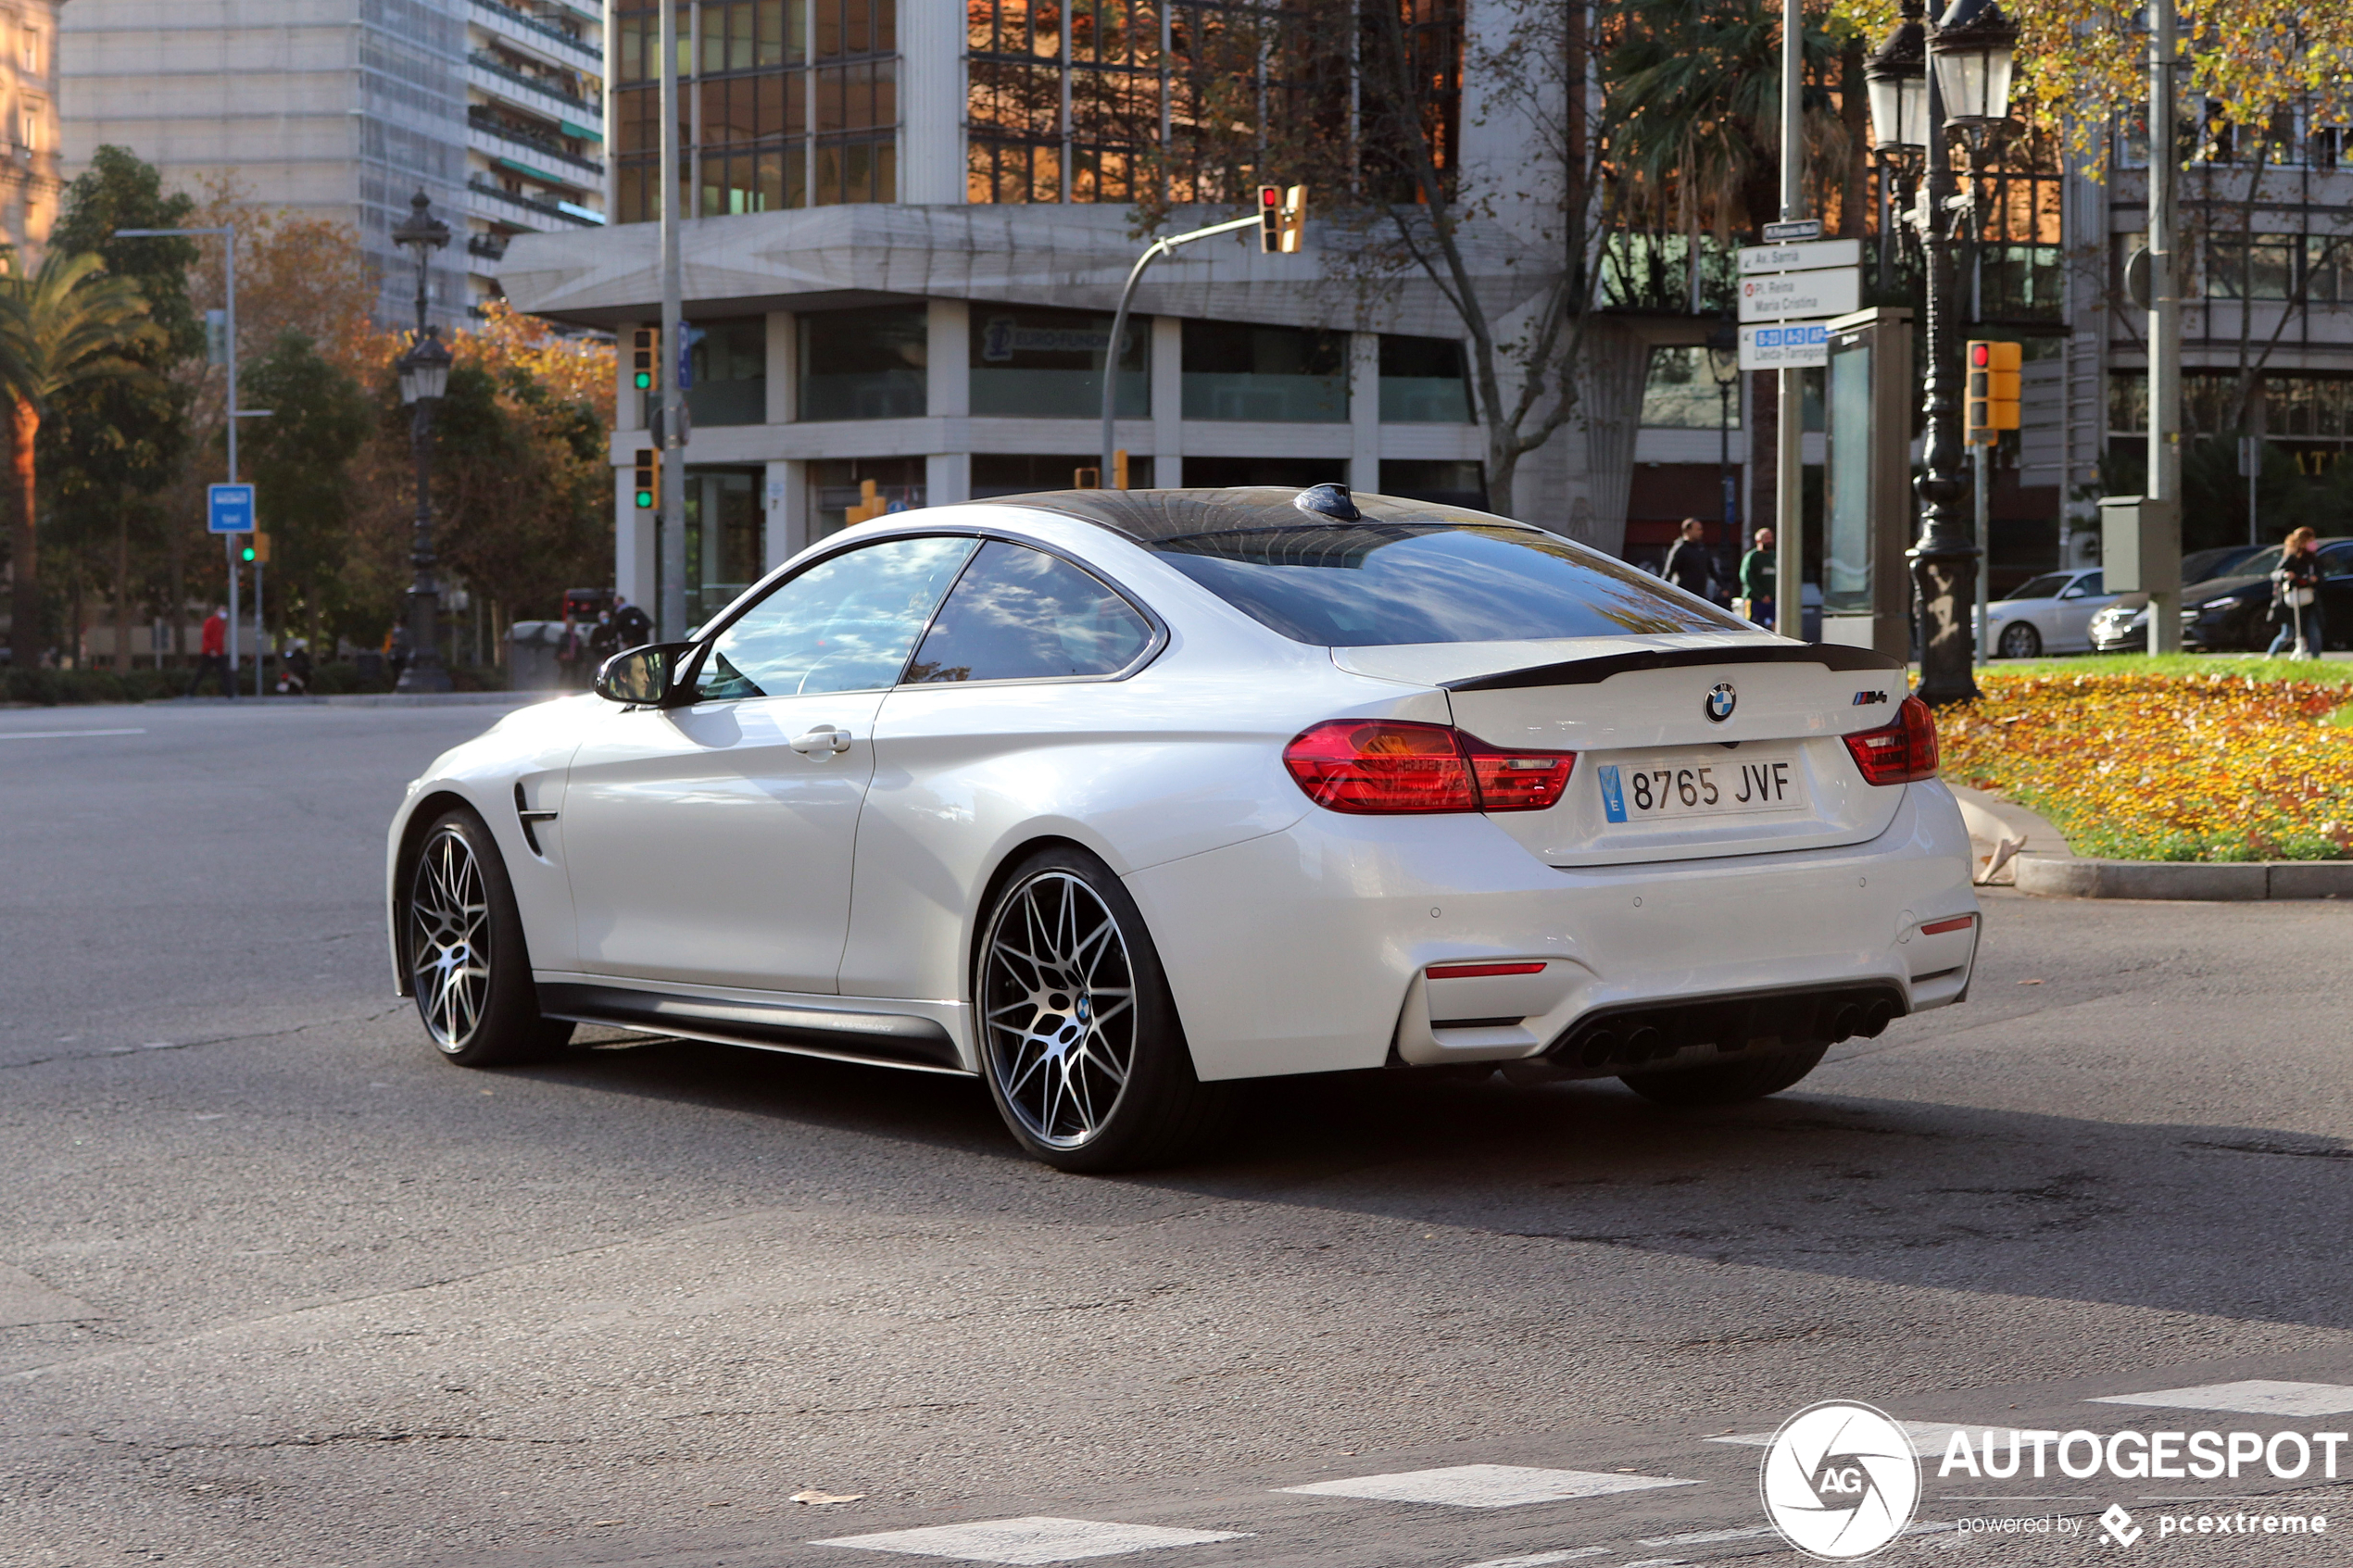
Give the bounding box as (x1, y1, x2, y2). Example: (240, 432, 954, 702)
(1596, 751, 1805, 823)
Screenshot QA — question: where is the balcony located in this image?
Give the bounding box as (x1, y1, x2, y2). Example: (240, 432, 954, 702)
(468, 0, 600, 77)
(466, 178, 606, 230)
(467, 116, 602, 182)
(466, 51, 600, 119)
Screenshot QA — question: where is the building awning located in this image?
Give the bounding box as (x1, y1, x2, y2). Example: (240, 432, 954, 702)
(560, 119, 602, 143)
(496, 157, 570, 188)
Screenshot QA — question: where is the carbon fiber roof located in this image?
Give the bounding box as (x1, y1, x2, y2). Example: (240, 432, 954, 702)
(1007, 487, 1543, 546)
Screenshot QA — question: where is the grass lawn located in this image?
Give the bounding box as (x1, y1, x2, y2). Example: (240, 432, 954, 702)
(1936, 662, 2353, 861)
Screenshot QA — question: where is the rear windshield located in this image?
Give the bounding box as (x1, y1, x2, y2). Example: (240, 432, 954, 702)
(2007, 572, 2071, 601)
(1149, 523, 1746, 646)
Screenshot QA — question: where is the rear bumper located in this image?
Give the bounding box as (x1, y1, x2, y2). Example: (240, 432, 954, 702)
(1125, 781, 1978, 1082)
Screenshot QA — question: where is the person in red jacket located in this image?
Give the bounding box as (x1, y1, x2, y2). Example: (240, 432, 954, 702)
(186, 605, 235, 698)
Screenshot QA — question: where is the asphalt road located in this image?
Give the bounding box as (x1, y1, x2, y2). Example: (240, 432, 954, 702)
(4, 698, 2350, 1568)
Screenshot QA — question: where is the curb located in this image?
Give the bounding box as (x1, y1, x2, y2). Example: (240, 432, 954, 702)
(2014, 855, 2353, 901)
(149, 692, 548, 709)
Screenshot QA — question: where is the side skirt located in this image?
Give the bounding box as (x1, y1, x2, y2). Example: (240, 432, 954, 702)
(536, 980, 975, 1076)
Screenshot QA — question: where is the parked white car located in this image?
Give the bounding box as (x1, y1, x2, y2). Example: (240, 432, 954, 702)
(387, 486, 1979, 1170)
(1984, 569, 2117, 658)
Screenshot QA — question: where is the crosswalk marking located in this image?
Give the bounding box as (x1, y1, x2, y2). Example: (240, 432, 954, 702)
(1709, 1421, 1975, 1459)
(812, 1517, 1249, 1564)
(2089, 1380, 2353, 1417)
(1279, 1464, 1697, 1510)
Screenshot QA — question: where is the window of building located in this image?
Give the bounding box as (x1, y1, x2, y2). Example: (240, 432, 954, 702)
(1180, 456, 1345, 488)
(686, 319, 769, 426)
(612, 0, 895, 223)
(2207, 233, 2300, 301)
(973, 453, 1156, 495)
(1378, 335, 1471, 423)
(810, 456, 925, 537)
(969, 307, 1148, 420)
(1379, 458, 1486, 509)
(1639, 345, 1741, 430)
(801, 305, 925, 420)
(683, 467, 769, 626)
(1180, 320, 1347, 422)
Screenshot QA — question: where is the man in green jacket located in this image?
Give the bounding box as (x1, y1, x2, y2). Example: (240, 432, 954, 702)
(1739, 527, 1777, 627)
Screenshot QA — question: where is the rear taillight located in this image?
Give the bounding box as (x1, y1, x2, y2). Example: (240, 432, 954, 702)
(1843, 694, 1940, 785)
(1282, 720, 1574, 814)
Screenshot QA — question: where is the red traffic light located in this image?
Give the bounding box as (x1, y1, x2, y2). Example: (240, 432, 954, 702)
(1970, 343, 1990, 368)
(1261, 186, 1279, 207)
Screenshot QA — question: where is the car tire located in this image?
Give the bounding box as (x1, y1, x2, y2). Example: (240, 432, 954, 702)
(403, 809, 574, 1068)
(1997, 621, 2041, 659)
(1618, 1040, 1830, 1107)
(975, 846, 1225, 1173)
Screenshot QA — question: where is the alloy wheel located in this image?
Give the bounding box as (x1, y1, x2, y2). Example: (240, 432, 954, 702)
(981, 871, 1139, 1149)
(409, 825, 492, 1052)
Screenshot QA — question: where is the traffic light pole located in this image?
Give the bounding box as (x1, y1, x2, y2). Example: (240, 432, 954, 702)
(657, 0, 688, 640)
(1973, 444, 1990, 665)
(1098, 208, 1281, 489)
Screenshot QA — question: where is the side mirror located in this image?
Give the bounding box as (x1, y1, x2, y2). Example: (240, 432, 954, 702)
(594, 641, 697, 706)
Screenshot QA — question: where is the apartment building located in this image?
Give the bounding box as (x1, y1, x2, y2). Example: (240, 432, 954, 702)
(0, 1, 59, 259)
(58, 0, 605, 320)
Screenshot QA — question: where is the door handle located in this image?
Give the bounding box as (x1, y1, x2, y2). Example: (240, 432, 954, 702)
(790, 725, 852, 756)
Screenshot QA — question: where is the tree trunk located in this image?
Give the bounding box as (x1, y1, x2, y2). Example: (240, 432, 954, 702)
(168, 523, 185, 670)
(115, 515, 132, 671)
(7, 397, 38, 671)
(1840, 38, 1867, 238)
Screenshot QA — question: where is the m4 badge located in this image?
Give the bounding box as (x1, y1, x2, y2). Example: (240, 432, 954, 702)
(1852, 689, 1891, 706)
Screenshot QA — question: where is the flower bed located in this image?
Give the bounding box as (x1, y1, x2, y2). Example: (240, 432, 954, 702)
(1938, 671, 2353, 862)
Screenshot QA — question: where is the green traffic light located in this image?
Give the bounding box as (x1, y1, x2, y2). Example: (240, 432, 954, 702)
(635, 490, 654, 508)
(634, 371, 652, 389)
(241, 546, 256, 562)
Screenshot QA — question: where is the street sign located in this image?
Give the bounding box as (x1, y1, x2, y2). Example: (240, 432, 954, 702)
(1761, 219, 1824, 244)
(207, 483, 255, 534)
(1738, 237, 1863, 275)
(1738, 322, 1830, 370)
(1739, 268, 1861, 323)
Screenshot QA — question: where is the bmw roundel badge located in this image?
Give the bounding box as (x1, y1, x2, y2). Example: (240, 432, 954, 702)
(1705, 682, 1737, 722)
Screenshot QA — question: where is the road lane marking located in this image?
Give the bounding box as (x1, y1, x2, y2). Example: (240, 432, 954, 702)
(1463, 1550, 1613, 1567)
(0, 728, 146, 740)
(812, 1517, 1248, 1563)
(2089, 1380, 2353, 1417)
(1278, 1465, 1697, 1510)
(1637, 1526, 1779, 1547)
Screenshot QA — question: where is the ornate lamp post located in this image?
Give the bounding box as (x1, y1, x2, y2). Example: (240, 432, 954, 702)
(391, 190, 454, 694)
(1705, 322, 1741, 588)
(1871, 0, 2016, 705)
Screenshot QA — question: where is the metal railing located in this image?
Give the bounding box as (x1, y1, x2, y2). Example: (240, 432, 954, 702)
(470, 0, 598, 65)
(466, 50, 599, 114)
(466, 109, 603, 177)
(466, 178, 604, 228)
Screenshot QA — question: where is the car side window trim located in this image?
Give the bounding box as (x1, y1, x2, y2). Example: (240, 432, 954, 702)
(888, 539, 1167, 690)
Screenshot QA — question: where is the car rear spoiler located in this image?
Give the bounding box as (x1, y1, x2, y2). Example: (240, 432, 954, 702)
(1443, 641, 1906, 693)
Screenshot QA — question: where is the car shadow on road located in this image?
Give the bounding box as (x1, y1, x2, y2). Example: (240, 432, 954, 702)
(503, 1035, 2353, 1333)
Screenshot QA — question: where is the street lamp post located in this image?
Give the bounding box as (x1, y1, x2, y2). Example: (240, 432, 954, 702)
(1706, 324, 1740, 588)
(1869, 0, 2015, 705)
(391, 190, 453, 695)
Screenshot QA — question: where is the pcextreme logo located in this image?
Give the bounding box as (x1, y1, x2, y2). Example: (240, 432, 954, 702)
(1759, 1400, 1921, 1561)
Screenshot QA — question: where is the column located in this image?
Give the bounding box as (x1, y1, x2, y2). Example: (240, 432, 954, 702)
(1348, 331, 1380, 495)
(768, 458, 807, 568)
(897, 0, 964, 204)
(1151, 315, 1183, 486)
(927, 298, 969, 508)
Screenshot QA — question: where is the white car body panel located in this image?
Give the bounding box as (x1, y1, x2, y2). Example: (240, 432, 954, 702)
(387, 495, 1980, 1094)
(1987, 570, 2117, 655)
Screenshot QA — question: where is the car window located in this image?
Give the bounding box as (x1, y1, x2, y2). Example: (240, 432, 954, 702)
(694, 535, 978, 700)
(2323, 545, 2353, 579)
(2079, 571, 2104, 596)
(2007, 572, 2070, 601)
(904, 541, 1154, 684)
(1148, 523, 1745, 646)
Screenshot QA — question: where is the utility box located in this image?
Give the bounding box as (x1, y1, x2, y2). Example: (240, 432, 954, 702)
(2098, 495, 2181, 596)
(1819, 307, 1916, 660)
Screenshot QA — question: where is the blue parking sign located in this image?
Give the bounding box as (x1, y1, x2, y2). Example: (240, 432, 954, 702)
(208, 483, 255, 534)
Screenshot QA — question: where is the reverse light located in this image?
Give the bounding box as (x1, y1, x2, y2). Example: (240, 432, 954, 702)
(1282, 720, 1574, 814)
(1427, 961, 1549, 979)
(1843, 694, 1940, 785)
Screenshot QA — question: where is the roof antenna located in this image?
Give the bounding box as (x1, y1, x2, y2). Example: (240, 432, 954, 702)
(1293, 482, 1362, 522)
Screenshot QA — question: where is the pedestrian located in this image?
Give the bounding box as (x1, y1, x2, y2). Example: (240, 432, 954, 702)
(276, 638, 313, 696)
(1738, 527, 1777, 627)
(386, 622, 412, 684)
(610, 594, 654, 649)
(2268, 526, 2325, 659)
(1661, 518, 1715, 600)
(185, 605, 235, 698)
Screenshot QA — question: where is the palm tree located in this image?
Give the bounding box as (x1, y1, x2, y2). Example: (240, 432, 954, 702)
(2, 250, 158, 671)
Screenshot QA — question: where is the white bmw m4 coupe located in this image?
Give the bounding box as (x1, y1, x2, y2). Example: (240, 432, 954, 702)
(388, 484, 1979, 1170)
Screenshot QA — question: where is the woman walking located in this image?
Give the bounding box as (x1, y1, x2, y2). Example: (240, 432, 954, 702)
(2268, 527, 2324, 659)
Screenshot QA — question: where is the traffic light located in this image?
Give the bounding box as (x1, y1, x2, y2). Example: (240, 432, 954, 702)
(1260, 184, 1305, 254)
(239, 532, 270, 565)
(1112, 449, 1129, 490)
(634, 448, 659, 509)
(632, 327, 660, 392)
(1965, 340, 2021, 445)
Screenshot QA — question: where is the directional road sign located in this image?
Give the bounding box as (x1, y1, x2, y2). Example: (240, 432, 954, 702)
(208, 483, 256, 534)
(1738, 322, 1831, 370)
(1738, 238, 1863, 275)
(1739, 268, 1861, 323)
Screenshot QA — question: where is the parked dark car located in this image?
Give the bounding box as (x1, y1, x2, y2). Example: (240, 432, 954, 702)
(2089, 538, 2353, 652)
